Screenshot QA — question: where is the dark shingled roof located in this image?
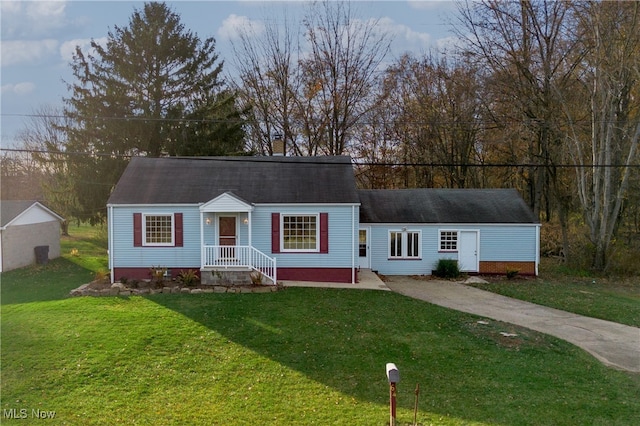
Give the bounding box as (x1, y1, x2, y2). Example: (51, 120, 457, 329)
(107, 156, 360, 205)
(359, 188, 538, 224)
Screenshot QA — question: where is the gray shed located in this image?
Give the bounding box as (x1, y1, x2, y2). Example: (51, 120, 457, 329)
(0, 201, 64, 272)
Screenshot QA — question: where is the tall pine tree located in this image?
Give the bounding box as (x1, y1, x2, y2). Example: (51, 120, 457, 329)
(64, 2, 245, 223)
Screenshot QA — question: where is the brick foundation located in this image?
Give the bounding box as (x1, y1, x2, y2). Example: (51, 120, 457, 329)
(479, 261, 536, 276)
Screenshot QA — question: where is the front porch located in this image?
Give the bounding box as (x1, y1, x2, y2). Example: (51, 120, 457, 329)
(201, 245, 277, 285)
(200, 192, 276, 285)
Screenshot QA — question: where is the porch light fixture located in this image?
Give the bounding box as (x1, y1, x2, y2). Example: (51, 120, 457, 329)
(205, 217, 211, 225)
(243, 218, 249, 224)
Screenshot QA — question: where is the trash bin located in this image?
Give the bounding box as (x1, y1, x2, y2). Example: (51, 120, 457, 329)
(34, 245, 49, 265)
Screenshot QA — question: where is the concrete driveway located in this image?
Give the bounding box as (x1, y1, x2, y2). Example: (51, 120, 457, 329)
(384, 276, 640, 373)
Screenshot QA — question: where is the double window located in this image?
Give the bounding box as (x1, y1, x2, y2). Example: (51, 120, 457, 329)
(282, 214, 318, 251)
(389, 230, 421, 259)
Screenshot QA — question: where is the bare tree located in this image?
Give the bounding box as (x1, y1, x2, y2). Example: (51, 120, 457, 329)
(455, 0, 590, 265)
(562, 1, 640, 270)
(231, 11, 302, 155)
(456, 0, 580, 217)
(18, 105, 78, 234)
(366, 53, 485, 189)
(232, 1, 391, 156)
(0, 150, 45, 201)
(301, 1, 391, 155)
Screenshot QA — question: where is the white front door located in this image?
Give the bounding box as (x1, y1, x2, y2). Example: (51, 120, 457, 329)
(458, 230, 479, 272)
(358, 228, 370, 269)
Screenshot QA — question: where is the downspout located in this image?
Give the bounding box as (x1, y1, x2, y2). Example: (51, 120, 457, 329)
(248, 210, 252, 247)
(352, 205, 356, 284)
(535, 224, 541, 276)
(200, 208, 204, 269)
(108, 205, 114, 283)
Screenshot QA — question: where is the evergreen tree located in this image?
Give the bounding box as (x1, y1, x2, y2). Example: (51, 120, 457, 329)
(64, 2, 245, 223)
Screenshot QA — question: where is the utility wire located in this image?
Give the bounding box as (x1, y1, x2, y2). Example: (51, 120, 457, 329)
(0, 112, 628, 126)
(2, 147, 639, 168)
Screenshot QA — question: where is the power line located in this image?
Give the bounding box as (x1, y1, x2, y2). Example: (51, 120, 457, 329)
(2, 147, 639, 168)
(0, 112, 629, 126)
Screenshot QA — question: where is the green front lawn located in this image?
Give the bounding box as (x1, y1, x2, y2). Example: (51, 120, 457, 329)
(2, 226, 639, 424)
(470, 260, 640, 327)
(2, 275, 639, 424)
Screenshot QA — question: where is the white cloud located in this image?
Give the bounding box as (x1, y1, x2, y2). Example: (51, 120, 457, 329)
(1, 0, 70, 39)
(1, 82, 36, 96)
(217, 14, 265, 41)
(59, 37, 107, 63)
(373, 17, 432, 51)
(1, 39, 59, 67)
(0, 1, 21, 15)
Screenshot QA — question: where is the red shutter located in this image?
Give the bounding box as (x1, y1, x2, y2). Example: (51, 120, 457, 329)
(174, 213, 183, 247)
(271, 213, 280, 253)
(320, 213, 329, 253)
(133, 213, 142, 247)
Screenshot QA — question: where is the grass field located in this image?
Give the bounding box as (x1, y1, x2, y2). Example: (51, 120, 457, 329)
(468, 260, 640, 327)
(1, 225, 639, 425)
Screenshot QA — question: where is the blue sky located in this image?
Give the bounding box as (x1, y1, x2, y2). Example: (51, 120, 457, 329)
(1, 1, 458, 147)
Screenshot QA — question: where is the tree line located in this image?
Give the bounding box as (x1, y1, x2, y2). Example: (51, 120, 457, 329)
(2, 1, 638, 272)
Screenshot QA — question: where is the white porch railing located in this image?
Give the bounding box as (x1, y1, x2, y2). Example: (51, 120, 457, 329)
(202, 245, 277, 285)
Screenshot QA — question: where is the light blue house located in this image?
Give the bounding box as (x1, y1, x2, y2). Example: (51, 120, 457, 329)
(357, 189, 540, 277)
(107, 156, 540, 284)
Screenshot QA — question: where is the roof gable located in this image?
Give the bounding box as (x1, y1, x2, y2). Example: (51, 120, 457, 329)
(200, 192, 253, 213)
(359, 189, 538, 224)
(108, 156, 360, 205)
(1, 201, 64, 229)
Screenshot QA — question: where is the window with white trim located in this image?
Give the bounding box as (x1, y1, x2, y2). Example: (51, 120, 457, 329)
(389, 230, 421, 259)
(439, 230, 458, 251)
(282, 214, 318, 251)
(144, 214, 174, 246)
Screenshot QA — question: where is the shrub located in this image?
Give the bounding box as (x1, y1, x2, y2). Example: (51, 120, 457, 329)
(506, 268, 520, 279)
(149, 266, 167, 283)
(177, 269, 199, 286)
(434, 259, 461, 279)
(94, 269, 110, 282)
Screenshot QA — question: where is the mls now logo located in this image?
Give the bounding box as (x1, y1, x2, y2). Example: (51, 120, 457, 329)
(3, 409, 28, 419)
(3, 408, 56, 419)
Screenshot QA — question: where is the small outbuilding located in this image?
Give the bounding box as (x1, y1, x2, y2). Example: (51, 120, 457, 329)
(0, 201, 64, 272)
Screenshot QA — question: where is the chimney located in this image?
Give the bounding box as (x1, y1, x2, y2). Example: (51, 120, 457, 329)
(272, 133, 285, 156)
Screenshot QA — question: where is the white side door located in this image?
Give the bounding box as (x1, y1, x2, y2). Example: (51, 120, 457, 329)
(458, 230, 479, 272)
(358, 228, 370, 269)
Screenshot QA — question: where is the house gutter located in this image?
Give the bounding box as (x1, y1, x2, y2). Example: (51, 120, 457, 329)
(199, 205, 204, 269)
(535, 224, 541, 276)
(108, 205, 114, 283)
(352, 205, 356, 284)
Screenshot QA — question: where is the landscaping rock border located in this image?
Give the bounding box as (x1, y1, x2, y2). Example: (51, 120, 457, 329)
(70, 281, 281, 297)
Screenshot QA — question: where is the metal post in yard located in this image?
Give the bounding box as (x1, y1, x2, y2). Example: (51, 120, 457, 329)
(413, 383, 420, 426)
(386, 363, 399, 426)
